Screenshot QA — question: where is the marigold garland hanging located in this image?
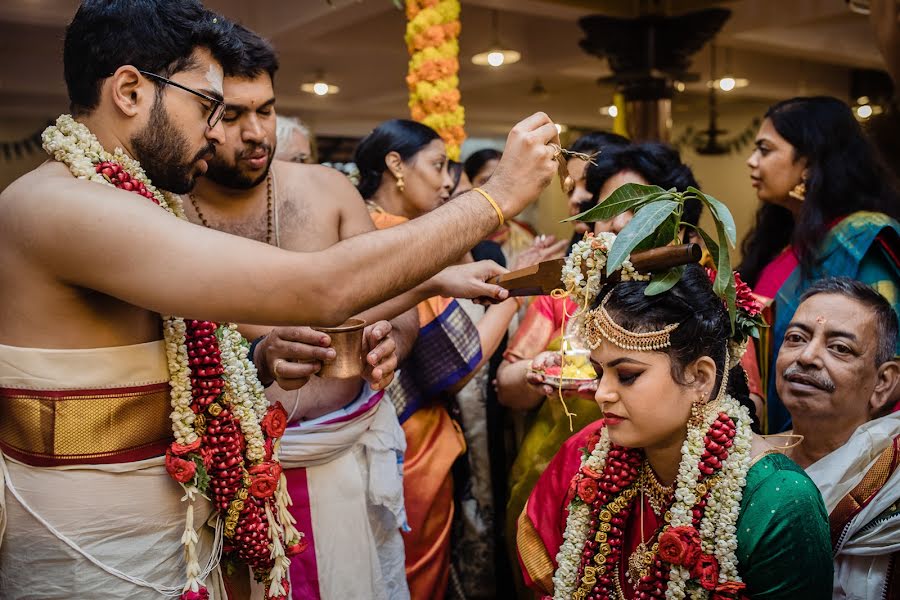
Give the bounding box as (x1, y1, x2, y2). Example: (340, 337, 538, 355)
(405, 0, 465, 160)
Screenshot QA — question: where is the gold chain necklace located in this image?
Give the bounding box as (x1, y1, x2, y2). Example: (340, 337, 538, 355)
(625, 462, 673, 589)
(190, 171, 274, 245)
(643, 462, 675, 518)
(613, 566, 627, 600)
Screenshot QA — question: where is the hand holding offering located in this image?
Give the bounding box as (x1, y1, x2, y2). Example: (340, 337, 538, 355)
(528, 348, 598, 398)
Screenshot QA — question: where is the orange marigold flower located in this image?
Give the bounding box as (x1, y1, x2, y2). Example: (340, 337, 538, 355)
(410, 105, 427, 121)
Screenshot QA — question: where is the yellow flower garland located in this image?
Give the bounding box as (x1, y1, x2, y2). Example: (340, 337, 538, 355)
(405, 0, 465, 160)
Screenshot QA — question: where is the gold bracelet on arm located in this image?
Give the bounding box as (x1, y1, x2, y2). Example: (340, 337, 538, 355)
(472, 187, 505, 228)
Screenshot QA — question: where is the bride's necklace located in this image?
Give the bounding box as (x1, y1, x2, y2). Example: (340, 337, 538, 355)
(625, 462, 673, 589)
(643, 462, 675, 518)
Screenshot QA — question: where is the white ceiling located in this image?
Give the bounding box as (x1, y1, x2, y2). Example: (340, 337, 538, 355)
(0, 0, 889, 137)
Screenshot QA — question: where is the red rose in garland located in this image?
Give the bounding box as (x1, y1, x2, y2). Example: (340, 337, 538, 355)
(580, 464, 602, 480)
(250, 473, 279, 499)
(171, 438, 202, 456)
(658, 525, 703, 568)
(262, 402, 289, 438)
(165, 451, 197, 483)
(576, 477, 599, 504)
(692, 553, 721, 591)
(250, 461, 283, 481)
(285, 537, 308, 557)
(712, 580, 748, 600)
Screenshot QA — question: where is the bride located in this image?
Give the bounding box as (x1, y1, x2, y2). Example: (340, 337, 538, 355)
(516, 262, 832, 599)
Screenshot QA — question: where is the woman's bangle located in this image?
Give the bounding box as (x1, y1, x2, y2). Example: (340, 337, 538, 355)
(472, 187, 505, 228)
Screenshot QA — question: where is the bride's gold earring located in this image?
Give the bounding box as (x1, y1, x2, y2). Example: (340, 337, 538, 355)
(689, 396, 706, 429)
(395, 174, 405, 193)
(789, 180, 806, 202)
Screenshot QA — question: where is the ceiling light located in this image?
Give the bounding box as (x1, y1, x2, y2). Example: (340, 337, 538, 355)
(473, 48, 521, 67)
(301, 71, 339, 96)
(707, 76, 749, 92)
(857, 95, 870, 105)
(599, 105, 618, 118)
(674, 81, 686, 92)
(856, 104, 873, 119)
(472, 10, 520, 67)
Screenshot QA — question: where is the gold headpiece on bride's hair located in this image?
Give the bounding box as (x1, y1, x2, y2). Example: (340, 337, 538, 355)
(580, 289, 680, 351)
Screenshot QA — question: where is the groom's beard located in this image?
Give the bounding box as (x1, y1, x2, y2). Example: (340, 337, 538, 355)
(131, 98, 213, 194)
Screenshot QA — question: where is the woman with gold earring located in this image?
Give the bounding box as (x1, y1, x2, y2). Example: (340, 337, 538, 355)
(516, 263, 833, 599)
(355, 119, 562, 600)
(740, 96, 900, 433)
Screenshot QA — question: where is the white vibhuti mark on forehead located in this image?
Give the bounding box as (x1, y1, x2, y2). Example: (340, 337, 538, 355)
(206, 64, 224, 96)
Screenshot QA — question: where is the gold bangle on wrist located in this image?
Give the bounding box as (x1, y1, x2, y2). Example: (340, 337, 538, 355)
(472, 187, 505, 227)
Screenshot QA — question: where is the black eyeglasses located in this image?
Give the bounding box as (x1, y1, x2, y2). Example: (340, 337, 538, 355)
(138, 70, 226, 129)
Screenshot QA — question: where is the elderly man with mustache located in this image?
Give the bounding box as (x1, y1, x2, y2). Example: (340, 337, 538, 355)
(777, 277, 900, 599)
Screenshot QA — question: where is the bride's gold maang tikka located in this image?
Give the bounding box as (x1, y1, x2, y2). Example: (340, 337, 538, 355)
(580, 289, 680, 351)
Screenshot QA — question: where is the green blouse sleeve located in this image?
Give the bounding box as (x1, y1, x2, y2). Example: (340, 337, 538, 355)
(735, 454, 832, 600)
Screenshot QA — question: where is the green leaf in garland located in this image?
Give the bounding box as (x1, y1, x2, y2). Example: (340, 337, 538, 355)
(606, 199, 679, 275)
(645, 265, 685, 296)
(191, 455, 211, 494)
(690, 187, 737, 247)
(564, 183, 668, 223)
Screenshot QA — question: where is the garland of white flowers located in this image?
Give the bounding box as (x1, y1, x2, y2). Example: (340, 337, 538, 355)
(553, 426, 611, 599)
(665, 394, 752, 599)
(562, 232, 649, 315)
(41, 114, 290, 596)
(551, 394, 753, 600)
(218, 324, 269, 460)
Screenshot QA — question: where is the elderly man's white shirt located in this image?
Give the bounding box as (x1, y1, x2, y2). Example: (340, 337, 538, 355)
(806, 412, 900, 599)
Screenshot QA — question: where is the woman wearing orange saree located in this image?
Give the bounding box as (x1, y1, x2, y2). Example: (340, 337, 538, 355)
(354, 119, 537, 599)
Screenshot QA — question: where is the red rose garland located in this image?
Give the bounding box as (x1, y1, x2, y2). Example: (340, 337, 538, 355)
(94, 161, 302, 597)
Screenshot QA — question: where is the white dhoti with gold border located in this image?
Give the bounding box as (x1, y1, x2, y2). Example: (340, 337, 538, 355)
(0, 341, 225, 599)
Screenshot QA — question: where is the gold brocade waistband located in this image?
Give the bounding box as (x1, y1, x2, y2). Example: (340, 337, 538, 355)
(0, 383, 173, 466)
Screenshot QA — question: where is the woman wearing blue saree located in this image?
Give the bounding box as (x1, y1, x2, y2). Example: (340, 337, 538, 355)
(739, 96, 900, 433)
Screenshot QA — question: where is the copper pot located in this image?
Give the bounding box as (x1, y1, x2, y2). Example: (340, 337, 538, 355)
(312, 318, 366, 379)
